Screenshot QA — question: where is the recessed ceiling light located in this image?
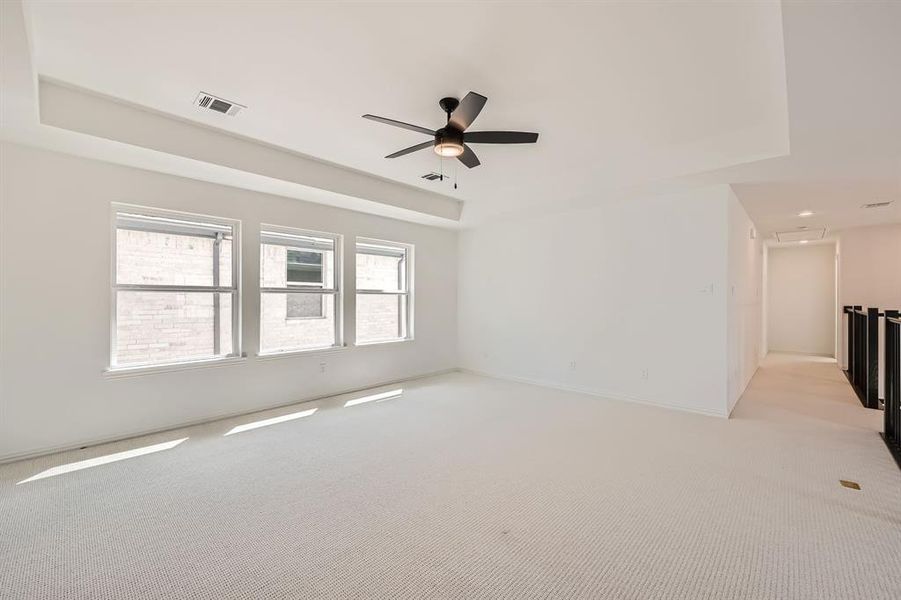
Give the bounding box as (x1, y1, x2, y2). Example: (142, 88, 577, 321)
(798, 210, 814, 217)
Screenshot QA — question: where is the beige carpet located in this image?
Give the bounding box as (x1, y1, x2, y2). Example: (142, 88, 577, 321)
(1, 354, 900, 599)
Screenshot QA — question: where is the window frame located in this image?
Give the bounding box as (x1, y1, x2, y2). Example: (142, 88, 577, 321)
(355, 237, 414, 345)
(109, 203, 242, 370)
(259, 225, 343, 354)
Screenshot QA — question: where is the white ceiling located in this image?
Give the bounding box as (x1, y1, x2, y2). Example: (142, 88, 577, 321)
(23, 0, 791, 226)
(733, 182, 899, 239)
(732, 0, 901, 237)
(7, 1, 901, 234)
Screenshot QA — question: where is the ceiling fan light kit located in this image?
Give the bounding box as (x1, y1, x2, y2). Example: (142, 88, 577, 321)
(362, 91, 539, 169)
(434, 122, 465, 157)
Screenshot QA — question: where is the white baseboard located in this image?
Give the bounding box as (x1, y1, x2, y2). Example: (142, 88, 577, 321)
(459, 368, 729, 419)
(0, 368, 459, 465)
(766, 350, 836, 359)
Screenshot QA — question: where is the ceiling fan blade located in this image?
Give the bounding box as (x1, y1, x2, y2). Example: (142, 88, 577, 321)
(457, 144, 481, 168)
(362, 114, 434, 136)
(449, 92, 487, 131)
(385, 140, 434, 159)
(464, 131, 539, 144)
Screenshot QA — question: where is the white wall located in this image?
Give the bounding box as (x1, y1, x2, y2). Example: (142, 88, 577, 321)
(837, 223, 901, 311)
(835, 223, 901, 389)
(726, 191, 763, 413)
(458, 184, 743, 417)
(0, 142, 458, 461)
(766, 243, 836, 356)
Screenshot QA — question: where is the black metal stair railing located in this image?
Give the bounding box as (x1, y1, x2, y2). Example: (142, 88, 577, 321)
(883, 311, 901, 468)
(843, 305, 879, 409)
(843, 305, 901, 469)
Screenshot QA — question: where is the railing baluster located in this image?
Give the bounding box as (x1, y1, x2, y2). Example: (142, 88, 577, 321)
(843, 305, 853, 375)
(867, 307, 879, 409)
(881, 312, 901, 469)
(885, 311, 897, 440)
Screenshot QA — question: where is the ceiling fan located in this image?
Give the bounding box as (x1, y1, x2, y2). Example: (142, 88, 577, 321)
(362, 92, 539, 168)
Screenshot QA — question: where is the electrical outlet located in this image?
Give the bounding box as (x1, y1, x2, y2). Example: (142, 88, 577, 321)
(569, 361, 577, 370)
(319, 361, 327, 373)
(641, 369, 649, 381)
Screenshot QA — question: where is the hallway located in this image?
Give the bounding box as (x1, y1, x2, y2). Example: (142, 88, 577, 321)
(730, 353, 899, 528)
(735, 353, 884, 431)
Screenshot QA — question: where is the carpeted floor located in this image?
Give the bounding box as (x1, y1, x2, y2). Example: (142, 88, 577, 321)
(1, 354, 900, 599)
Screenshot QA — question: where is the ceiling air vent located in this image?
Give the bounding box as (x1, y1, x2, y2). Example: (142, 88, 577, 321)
(775, 227, 826, 243)
(862, 200, 894, 209)
(194, 92, 245, 116)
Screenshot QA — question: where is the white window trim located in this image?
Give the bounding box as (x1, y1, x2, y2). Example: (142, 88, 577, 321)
(355, 237, 414, 345)
(109, 203, 242, 371)
(259, 224, 344, 354)
(354, 337, 415, 348)
(104, 355, 247, 379)
(256, 345, 349, 360)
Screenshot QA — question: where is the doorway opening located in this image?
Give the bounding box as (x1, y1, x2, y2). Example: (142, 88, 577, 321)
(763, 242, 838, 359)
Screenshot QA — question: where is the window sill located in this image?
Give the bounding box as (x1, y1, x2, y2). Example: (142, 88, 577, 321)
(256, 345, 348, 360)
(355, 338, 415, 348)
(104, 355, 247, 379)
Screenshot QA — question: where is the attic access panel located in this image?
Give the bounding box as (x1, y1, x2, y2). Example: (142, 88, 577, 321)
(774, 228, 827, 243)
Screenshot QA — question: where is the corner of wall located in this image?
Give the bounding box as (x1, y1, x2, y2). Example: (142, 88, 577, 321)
(724, 188, 763, 416)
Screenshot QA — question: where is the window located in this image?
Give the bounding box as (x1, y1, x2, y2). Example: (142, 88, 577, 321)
(111, 207, 239, 368)
(260, 227, 341, 353)
(286, 249, 324, 319)
(355, 238, 413, 344)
